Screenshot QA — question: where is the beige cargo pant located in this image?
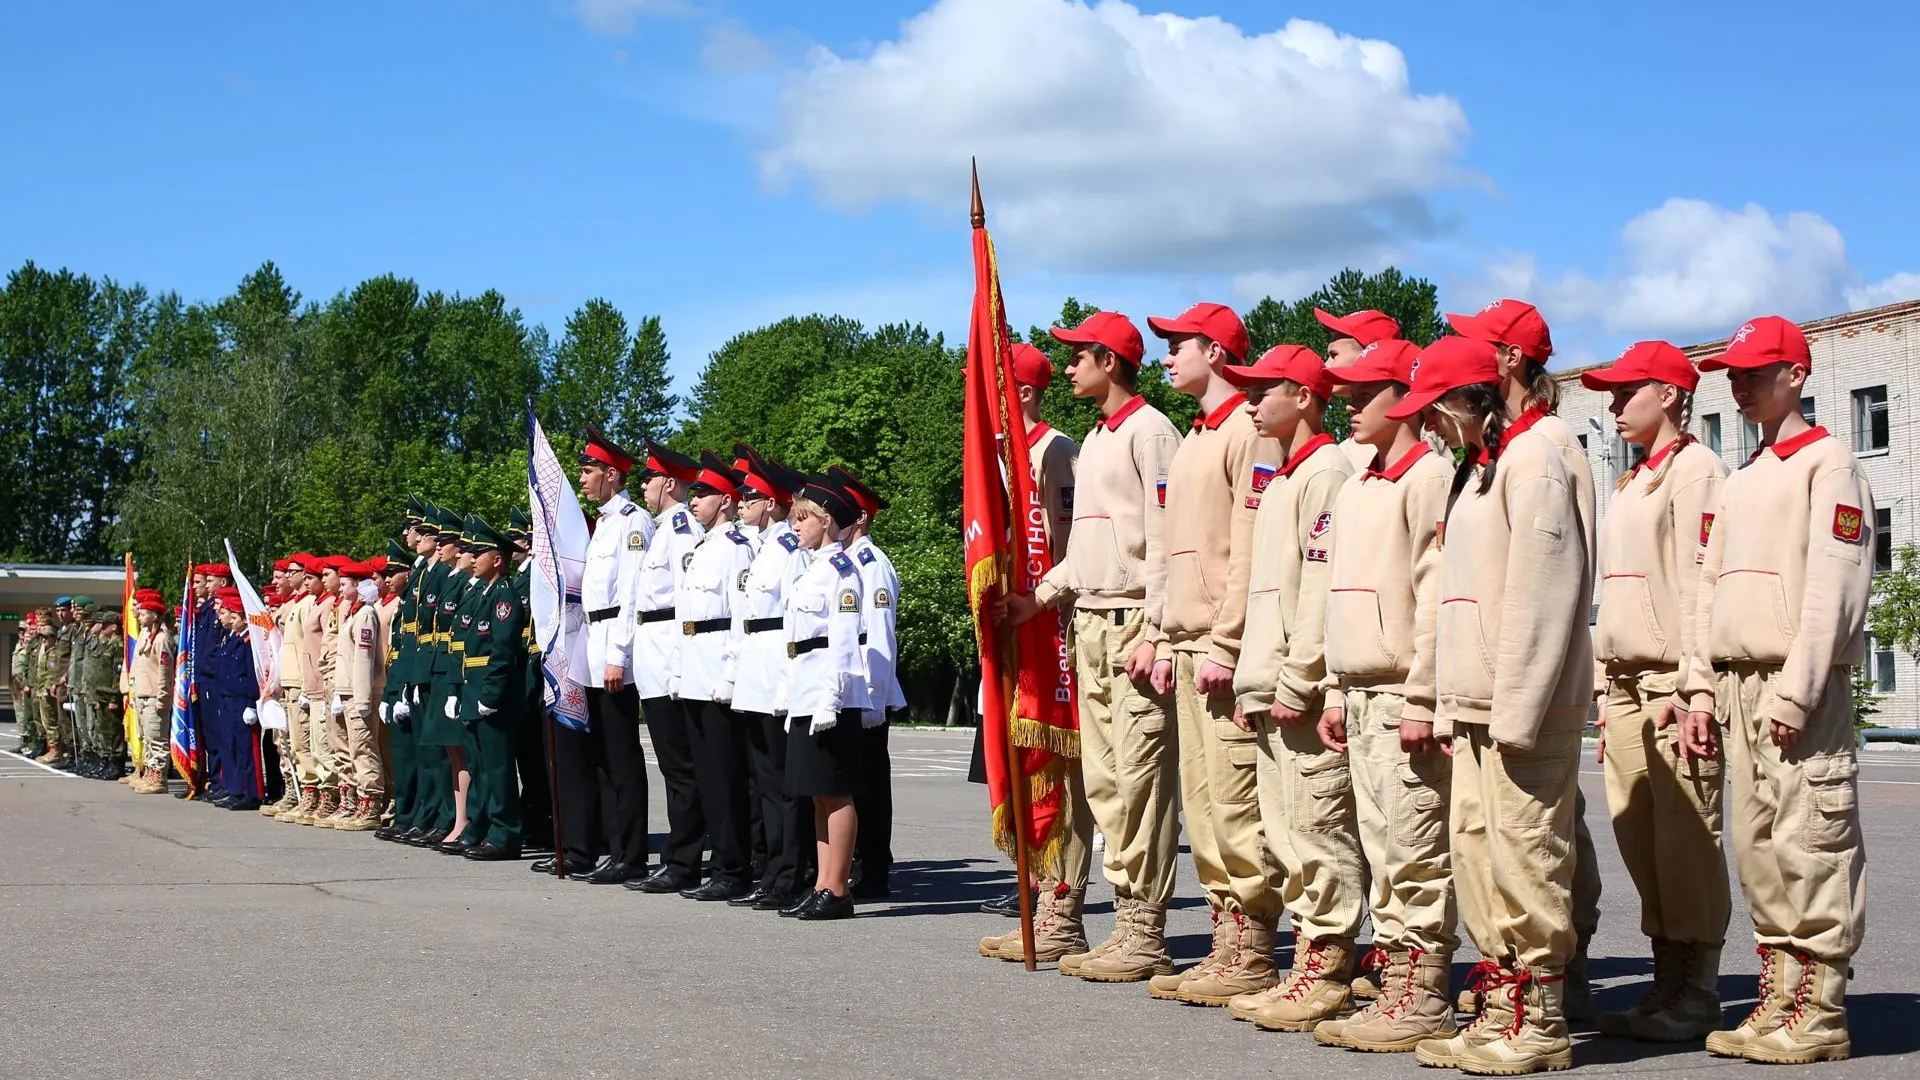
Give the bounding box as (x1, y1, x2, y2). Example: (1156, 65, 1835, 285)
(346, 700, 384, 800)
(317, 681, 348, 787)
(1452, 725, 1581, 970)
(1256, 701, 1365, 940)
(1721, 664, 1866, 961)
(1603, 668, 1730, 944)
(1348, 687, 1457, 952)
(1074, 608, 1178, 905)
(1175, 649, 1280, 919)
(283, 683, 319, 786)
(136, 695, 170, 771)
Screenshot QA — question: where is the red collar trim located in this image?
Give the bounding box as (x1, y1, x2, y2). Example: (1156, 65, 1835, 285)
(1769, 425, 1830, 460)
(1506, 405, 1549, 441)
(1280, 432, 1336, 477)
(1026, 422, 1053, 449)
(1193, 393, 1246, 431)
(1636, 436, 1684, 474)
(1098, 395, 1147, 431)
(1365, 442, 1432, 482)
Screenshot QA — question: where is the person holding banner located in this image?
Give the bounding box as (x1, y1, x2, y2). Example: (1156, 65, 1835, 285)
(128, 597, 175, 794)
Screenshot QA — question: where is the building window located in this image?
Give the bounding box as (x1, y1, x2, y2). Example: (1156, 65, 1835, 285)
(1702, 413, 1722, 454)
(1800, 396, 1817, 424)
(1742, 418, 1761, 457)
(1876, 508, 1893, 573)
(1854, 386, 1890, 453)
(1867, 633, 1897, 694)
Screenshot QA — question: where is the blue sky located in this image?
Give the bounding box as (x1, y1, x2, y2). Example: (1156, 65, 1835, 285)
(5, 0, 1915, 387)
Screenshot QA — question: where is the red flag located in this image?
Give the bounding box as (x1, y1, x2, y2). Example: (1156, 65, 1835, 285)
(964, 168, 1078, 871)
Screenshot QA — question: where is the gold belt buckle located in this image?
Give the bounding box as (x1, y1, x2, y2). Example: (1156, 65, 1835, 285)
(682, 621, 697, 636)
(786, 642, 798, 658)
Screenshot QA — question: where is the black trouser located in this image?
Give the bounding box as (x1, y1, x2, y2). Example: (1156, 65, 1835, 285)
(741, 710, 804, 894)
(551, 707, 602, 867)
(853, 721, 894, 885)
(587, 683, 648, 865)
(516, 682, 553, 846)
(643, 693, 705, 877)
(686, 699, 752, 885)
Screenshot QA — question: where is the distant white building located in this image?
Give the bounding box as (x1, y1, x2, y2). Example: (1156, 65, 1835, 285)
(1555, 298, 1920, 728)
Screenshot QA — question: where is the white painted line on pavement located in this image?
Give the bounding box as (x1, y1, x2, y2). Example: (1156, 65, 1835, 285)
(0, 748, 82, 778)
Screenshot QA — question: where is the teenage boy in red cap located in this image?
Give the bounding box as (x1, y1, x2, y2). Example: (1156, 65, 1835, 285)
(1219, 344, 1362, 1029)
(128, 595, 175, 794)
(333, 560, 386, 831)
(1143, 302, 1283, 1004)
(1680, 317, 1871, 1065)
(1315, 307, 1405, 473)
(1308, 338, 1460, 1052)
(270, 555, 316, 820)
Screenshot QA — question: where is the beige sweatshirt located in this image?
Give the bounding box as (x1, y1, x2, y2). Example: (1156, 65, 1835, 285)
(1235, 434, 1352, 715)
(1030, 425, 1078, 565)
(1163, 395, 1281, 669)
(1324, 443, 1452, 723)
(1681, 426, 1874, 730)
(1596, 439, 1726, 673)
(341, 601, 383, 704)
(1436, 428, 1595, 747)
(1034, 396, 1180, 633)
(130, 626, 174, 699)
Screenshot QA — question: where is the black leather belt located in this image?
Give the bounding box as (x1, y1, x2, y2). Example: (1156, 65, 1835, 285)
(587, 607, 620, 623)
(638, 608, 674, 624)
(788, 636, 828, 658)
(682, 618, 729, 636)
(859, 632, 868, 644)
(1712, 661, 1731, 673)
(745, 617, 783, 634)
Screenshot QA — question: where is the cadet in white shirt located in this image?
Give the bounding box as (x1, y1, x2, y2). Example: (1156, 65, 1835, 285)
(727, 447, 813, 912)
(563, 427, 653, 881)
(831, 465, 904, 900)
(629, 441, 710, 894)
(777, 473, 872, 922)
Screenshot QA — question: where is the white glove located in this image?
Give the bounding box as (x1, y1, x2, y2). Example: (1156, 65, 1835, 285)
(409, 685, 420, 705)
(297, 694, 311, 708)
(378, 702, 390, 722)
(713, 680, 734, 706)
(808, 712, 838, 736)
(860, 707, 887, 729)
(330, 693, 343, 717)
(477, 702, 496, 717)
(243, 706, 258, 726)
(63, 702, 74, 713)
(394, 701, 412, 721)
(444, 696, 458, 719)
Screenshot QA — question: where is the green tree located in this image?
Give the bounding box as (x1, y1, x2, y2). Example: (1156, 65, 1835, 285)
(626, 315, 678, 445)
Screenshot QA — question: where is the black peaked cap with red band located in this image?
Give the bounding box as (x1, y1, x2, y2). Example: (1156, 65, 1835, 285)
(581, 425, 636, 474)
(828, 465, 888, 516)
(691, 450, 745, 498)
(800, 472, 861, 530)
(644, 439, 700, 483)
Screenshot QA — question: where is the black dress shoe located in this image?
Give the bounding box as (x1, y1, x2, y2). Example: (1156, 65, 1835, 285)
(437, 838, 474, 856)
(849, 878, 892, 900)
(796, 890, 854, 921)
(981, 889, 1030, 917)
(531, 856, 598, 876)
(780, 890, 827, 918)
(410, 830, 448, 848)
(629, 866, 695, 893)
(754, 890, 800, 911)
(464, 842, 521, 861)
(226, 798, 261, 812)
(681, 878, 751, 902)
(373, 825, 401, 842)
(728, 886, 771, 908)
(583, 860, 641, 885)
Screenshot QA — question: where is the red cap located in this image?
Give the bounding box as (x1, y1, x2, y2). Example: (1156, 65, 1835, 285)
(317, 555, 351, 572)
(215, 587, 243, 609)
(1386, 336, 1501, 420)
(337, 559, 370, 580)
(1325, 339, 1422, 389)
(272, 558, 291, 572)
(203, 563, 231, 579)
(1049, 311, 1145, 365)
(1579, 340, 1700, 391)
(139, 598, 167, 613)
(1698, 316, 1811, 372)
(1446, 298, 1553, 361)
(1148, 302, 1250, 363)
(1219, 345, 1333, 400)
(1011, 342, 1054, 390)
(1314, 308, 1401, 347)
(287, 553, 319, 574)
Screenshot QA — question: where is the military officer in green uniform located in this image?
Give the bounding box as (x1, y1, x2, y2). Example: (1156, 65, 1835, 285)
(35, 599, 74, 765)
(456, 515, 528, 860)
(377, 502, 436, 843)
(12, 611, 49, 758)
(64, 596, 96, 774)
(405, 505, 467, 848)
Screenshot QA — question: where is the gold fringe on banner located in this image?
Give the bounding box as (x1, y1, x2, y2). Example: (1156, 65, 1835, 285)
(990, 756, 1071, 875)
(1010, 715, 1080, 759)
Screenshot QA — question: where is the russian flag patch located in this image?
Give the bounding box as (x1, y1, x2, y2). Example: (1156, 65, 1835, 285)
(1251, 462, 1277, 493)
(1155, 479, 1166, 507)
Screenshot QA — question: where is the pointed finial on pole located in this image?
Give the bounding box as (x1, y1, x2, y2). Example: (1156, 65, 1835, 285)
(970, 157, 985, 229)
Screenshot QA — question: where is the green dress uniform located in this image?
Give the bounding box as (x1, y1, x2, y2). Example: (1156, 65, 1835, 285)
(458, 516, 528, 857)
(509, 505, 554, 848)
(410, 505, 464, 839)
(378, 534, 421, 840)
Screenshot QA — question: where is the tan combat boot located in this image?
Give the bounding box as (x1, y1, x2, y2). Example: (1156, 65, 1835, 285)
(1706, 947, 1801, 1058)
(116, 765, 134, 784)
(981, 884, 1049, 958)
(1562, 940, 1594, 1024)
(996, 884, 1086, 962)
(1079, 900, 1175, 983)
(1735, 954, 1851, 1064)
(1177, 913, 1278, 1006)
(1339, 949, 1459, 1052)
(1315, 948, 1405, 1045)
(1147, 908, 1232, 1000)
(318, 785, 356, 829)
(132, 767, 167, 795)
(1595, 938, 1680, 1037)
(1455, 966, 1574, 1075)
(263, 786, 298, 817)
(1416, 960, 1515, 1068)
(1628, 941, 1722, 1042)
(339, 796, 384, 832)
(1247, 936, 1357, 1031)
(1061, 896, 1130, 976)
(303, 786, 339, 826)
(1350, 946, 1385, 1001)
(276, 785, 315, 822)
(36, 743, 63, 764)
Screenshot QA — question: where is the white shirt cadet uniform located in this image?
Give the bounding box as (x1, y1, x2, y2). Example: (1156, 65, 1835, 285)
(634, 502, 704, 700)
(673, 520, 756, 703)
(848, 534, 906, 726)
(777, 543, 869, 732)
(733, 519, 809, 716)
(581, 489, 653, 688)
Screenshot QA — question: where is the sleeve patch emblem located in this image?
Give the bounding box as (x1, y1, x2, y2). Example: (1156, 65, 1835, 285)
(839, 589, 859, 612)
(673, 510, 691, 534)
(1435, 520, 1446, 550)
(1244, 495, 1261, 509)
(1156, 479, 1167, 506)
(830, 552, 855, 576)
(359, 627, 373, 646)
(1698, 513, 1715, 547)
(495, 601, 513, 620)
(681, 552, 695, 571)
(1833, 505, 1864, 543)
(857, 547, 875, 566)
(1250, 462, 1277, 493)
(728, 529, 752, 545)
(778, 532, 800, 552)
(737, 570, 750, 591)
(619, 502, 637, 515)
(873, 587, 891, 609)
(1309, 510, 1333, 539)
(627, 532, 644, 550)
(1305, 547, 1328, 563)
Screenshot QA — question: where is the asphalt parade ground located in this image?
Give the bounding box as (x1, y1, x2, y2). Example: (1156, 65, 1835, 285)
(2, 722, 1917, 1080)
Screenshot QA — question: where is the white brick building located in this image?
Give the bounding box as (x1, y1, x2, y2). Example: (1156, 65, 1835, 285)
(1555, 298, 1920, 728)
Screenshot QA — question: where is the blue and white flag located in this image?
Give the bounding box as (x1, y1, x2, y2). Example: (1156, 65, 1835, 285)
(528, 405, 592, 731)
(168, 566, 201, 795)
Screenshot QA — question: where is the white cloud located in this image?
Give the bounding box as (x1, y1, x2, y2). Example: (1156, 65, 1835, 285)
(701, 19, 776, 74)
(1847, 271, 1920, 311)
(573, 0, 692, 37)
(759, 0, 1468, 274)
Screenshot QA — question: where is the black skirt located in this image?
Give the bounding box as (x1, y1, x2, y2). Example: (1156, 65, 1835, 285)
(785, 709, 865, 798)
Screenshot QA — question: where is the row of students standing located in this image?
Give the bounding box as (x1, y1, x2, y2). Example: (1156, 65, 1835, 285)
(994, 299, 1870, 1073)
(556, 432, 902, 920)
